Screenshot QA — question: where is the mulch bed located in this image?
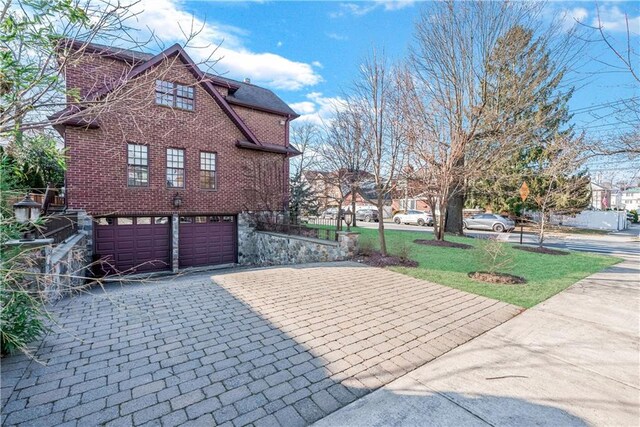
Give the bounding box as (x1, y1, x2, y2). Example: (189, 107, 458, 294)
(468, 271, 527, 285)
(356, 252, 418, 268)
(513, 246, 570, 256)
(413, 239, 473, 250)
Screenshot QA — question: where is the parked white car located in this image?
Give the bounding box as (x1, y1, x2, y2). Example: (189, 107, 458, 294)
(393, 210, 433, 226)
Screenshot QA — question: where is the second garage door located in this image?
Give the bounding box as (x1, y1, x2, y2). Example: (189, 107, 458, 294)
(179, 215, 237, 268)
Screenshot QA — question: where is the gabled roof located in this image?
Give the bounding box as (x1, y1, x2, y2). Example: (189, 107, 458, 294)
(52, 41, 300, 155)
(344, 181, 393, 203)
(60, 40, 298, 117)
(123, 43, 262, 146)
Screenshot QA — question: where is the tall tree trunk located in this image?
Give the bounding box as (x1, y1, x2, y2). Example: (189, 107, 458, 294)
(377, 197, 387, 256)
(445, 193, 464, 235)
(351, 184, 357, 228)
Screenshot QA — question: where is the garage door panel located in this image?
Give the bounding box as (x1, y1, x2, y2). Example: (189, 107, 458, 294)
(94, 217, 171, 276)
(179, 217, 237, 268)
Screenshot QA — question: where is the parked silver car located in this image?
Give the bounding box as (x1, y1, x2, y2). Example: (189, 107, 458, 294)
(463, 214, 515, 232)
(355, 208, 379, 222)
(393, 210, 433, 226)
(321, 208, 344, 220)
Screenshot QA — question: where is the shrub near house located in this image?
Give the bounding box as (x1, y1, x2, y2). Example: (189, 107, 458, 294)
(53, 41, 299, 275)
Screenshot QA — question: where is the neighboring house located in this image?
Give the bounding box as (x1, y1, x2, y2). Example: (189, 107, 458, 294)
(51, 41, 299, 275)
(622, 187, 640, 211)
(303, 170, 339, 212)
(590, 181, 623, 210)
(343, 181, 394, 217)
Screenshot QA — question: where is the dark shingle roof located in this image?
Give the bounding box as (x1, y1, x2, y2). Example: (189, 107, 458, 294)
(71, 41, 298, 117)
(209, 74, 298, 117)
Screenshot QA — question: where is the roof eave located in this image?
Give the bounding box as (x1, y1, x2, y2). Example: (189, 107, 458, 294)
(236, 140, 301, 156)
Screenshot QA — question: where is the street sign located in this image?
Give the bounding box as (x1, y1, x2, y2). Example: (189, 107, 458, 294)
(519, 181, 530, 202)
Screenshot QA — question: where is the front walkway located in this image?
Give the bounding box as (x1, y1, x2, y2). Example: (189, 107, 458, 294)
(0, 263, 520, 426)
(315, 256, 640, 426)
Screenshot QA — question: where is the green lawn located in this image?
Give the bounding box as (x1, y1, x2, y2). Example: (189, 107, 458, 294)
(353, 227, 620, 308)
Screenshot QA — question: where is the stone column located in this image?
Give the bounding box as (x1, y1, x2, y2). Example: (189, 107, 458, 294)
(172, 214, 179, 272)
(337, 231, 359, 259)
(74, 210, 93, 254)
(237, 212, 258, 265)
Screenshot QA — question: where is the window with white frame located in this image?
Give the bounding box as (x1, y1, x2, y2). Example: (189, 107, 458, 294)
(200, 152, 216, 189)
(127, 143, 148, 186)
(166, 148, 185, 188)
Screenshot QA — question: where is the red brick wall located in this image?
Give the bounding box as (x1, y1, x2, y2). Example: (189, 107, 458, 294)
(65, 53, 129, 100)
(234, 105, 287, 145)
(65, 54, 290, 216)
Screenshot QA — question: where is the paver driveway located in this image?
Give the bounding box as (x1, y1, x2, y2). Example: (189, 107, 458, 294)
(1, 262, 521, 426)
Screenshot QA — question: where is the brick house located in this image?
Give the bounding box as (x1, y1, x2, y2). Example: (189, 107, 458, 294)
(51, 41, 299, 275)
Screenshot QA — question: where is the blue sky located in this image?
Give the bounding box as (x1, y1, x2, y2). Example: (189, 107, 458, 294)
(129, 0, 638, 177)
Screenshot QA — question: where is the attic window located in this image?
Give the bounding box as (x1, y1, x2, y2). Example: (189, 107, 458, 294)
(155, 80, 194, 111)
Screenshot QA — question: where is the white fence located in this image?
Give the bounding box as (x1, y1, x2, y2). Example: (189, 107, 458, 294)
(551, 210, 628, 231)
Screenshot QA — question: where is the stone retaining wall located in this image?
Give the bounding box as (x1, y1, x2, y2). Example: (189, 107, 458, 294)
(238, 213, 358, 266)
(43, 233, 91, 301)
(3, 232, 91, 302)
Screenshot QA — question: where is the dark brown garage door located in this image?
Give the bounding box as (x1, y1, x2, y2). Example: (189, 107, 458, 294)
(179, 215, 236, 268)
(94, 216, 171, 275)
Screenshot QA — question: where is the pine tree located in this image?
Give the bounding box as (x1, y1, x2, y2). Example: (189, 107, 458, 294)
(289, 175, 318, 219)
(466, 25, 581, 217)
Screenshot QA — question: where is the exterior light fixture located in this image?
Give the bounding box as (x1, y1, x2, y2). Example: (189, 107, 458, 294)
(13, 194, 42, 241)
(172, 193, 183, 209)
(344, 210, 354, 232)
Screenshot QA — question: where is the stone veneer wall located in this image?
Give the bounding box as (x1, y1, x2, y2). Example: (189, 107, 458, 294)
(3, 232, 91, 303)
(43, 233, 91, 301)
(237, 213, 358, 266)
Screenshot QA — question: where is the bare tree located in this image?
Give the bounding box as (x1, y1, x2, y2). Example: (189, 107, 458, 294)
(527, 135, 591, 246)
(315, 106, 365, 230)
(242, 156, 287, 214)
(1, 0, 223, 140)
(579, 6, 639, 164)
(352, 51, 406, 255)
(409, 0, 585, 235)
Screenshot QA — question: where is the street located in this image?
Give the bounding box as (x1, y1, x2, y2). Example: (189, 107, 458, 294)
(351, 220, 640, 260)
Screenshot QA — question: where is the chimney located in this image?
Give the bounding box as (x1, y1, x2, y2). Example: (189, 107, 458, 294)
(244, 78, 251, 84)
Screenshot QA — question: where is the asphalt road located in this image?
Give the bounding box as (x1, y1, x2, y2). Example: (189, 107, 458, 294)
(351, 220, 640, 261)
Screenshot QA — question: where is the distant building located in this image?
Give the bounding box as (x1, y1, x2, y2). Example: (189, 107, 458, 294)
(590, 182, 623, 210)
(621, 187, 640, 211)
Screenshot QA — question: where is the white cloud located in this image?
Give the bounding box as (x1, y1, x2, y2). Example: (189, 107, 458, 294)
(556, 5, 639, 34)
(293, 92, 347, 125)
(289, 101, 316, 115)
(312, 61, 323, 68)
(326, 32, 349, 41)
(556, 7, 589, 31)
(276, 41, 283, 47)
(376, 0, 415, 11)
(126, 0, 321, 91)
(330, 0, 414, 18)
(592, 5, 640, 33)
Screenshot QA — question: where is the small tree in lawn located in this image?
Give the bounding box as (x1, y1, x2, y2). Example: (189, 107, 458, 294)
(352, 51, 407, 256)
(529, 135, 591, 246)
(317, 104, 369, 231)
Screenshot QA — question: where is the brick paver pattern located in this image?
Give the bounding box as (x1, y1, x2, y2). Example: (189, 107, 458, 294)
(1, 262, 521, 426)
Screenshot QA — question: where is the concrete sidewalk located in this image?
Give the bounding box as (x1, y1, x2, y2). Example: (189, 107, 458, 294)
(314, 256, 640, 426)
